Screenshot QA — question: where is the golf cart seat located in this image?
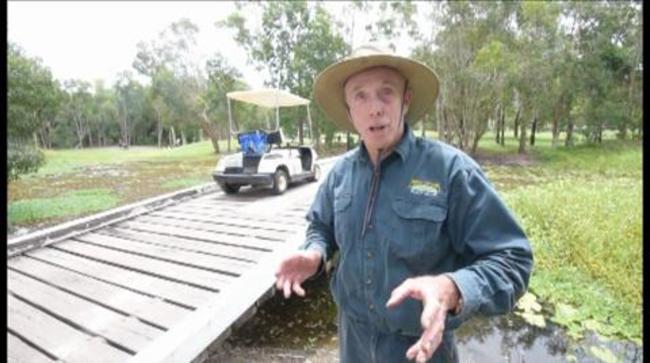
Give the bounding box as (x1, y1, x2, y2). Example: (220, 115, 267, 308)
(266, 129, 285, 147)
(237, 130, 268, 156)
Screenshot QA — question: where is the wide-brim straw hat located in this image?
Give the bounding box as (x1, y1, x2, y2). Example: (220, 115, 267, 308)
(313, 44, 439, 132)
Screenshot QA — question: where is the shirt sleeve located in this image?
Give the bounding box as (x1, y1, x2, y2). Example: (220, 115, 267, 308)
(300, 168, 338, 273)
(444, 164, 534, 330)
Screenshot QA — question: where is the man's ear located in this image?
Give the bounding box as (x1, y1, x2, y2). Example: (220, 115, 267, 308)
(402, 89, 413, 116)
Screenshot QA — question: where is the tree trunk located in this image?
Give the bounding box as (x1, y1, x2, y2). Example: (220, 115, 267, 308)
(156, 111, 163, 148)
(529, 114, 537, 146)
(495, 104, 501, 144)
(499, 106, 506, 146)
(518, 117, 527, 154)
(170, 126, 177, 147)
(88, 128, 94, 147)
(565, 117, 574, 147)
(74, 115, 85, 149)
(181, 130, 187, 146)
(513, 106, 521, 138)
(551, 99, 562, 147)
(200, 106, 220, 154)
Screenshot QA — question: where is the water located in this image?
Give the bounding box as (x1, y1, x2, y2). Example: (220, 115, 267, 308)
(209, 274, 642, 363)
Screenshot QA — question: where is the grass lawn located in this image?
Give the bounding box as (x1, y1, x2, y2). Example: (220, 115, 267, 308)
(7, 130, 642, 345)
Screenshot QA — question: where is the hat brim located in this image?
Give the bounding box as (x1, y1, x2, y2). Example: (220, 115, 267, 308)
(313, 54, 439, 132)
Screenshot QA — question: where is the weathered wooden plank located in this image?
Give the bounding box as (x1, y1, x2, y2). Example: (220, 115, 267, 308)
(176, 201, 308, 219)
(134, 215, 291, 241)
(102, 227, 266, 262)
(8, 294, 131, 363)
(8, 333, 55, 363)
(117, 221, 279, 251)
(53, 240, 233, 291)
(7, 183, 218, 258)
(74, 232, 253, 276)
(163, 205, 306, 226)
(26, 248, 217, 308)
(127, 229, 307, 363)
(150, 210, 303, 233)
(8, 270, 162, 353)
(8, 255, 189, 329)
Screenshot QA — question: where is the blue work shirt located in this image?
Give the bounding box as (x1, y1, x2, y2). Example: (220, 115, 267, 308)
(302, 124, 533, 358)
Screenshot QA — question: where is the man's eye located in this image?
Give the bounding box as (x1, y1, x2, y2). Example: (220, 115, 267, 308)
(355, 92, 366, 101)
(381, 88, 395, 96)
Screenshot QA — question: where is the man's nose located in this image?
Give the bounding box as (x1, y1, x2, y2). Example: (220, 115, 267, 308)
(369, 96, 384, 117)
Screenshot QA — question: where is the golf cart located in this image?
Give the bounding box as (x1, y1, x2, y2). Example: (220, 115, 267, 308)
(212, 89, 321, 195)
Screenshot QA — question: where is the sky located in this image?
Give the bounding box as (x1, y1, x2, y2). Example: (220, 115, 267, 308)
(8, 1, 265, 88)
(8, 1, 423, 90)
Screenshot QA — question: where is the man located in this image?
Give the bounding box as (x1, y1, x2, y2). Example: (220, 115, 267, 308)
(275, 45, 533, 363)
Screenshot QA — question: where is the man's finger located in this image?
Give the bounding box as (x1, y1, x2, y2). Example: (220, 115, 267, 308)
(386, 280, 413, 308)
(283, 279, 292, 299)
(292, 281, 306, 297)
(416, 349, 428, 363)
(406, 342, 419, 360)
(275, 275, 285, 292)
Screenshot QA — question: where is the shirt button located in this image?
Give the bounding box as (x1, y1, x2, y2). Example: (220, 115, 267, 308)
(366, 278, 372, 285)
(367, 252, 373, 259)
(368, 223, 374, 229)
(369, 304, 375, 310)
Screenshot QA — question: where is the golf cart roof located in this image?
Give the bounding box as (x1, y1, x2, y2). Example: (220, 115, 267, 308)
(226, 88, 310, 108)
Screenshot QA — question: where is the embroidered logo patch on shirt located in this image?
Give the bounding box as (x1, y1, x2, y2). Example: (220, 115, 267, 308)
(408, 178, 441, 196)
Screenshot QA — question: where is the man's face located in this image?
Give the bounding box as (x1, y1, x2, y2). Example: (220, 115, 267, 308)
(344, 66, 412, 154)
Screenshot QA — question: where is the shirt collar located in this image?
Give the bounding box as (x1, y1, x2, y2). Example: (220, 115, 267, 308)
(357, 123, 413, 164)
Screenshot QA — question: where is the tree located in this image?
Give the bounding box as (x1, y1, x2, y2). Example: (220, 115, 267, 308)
(197, 53, 245, 153)
(133, 19, 203, 148)
(220, 1, 348, 149)
(7, 41, 57, 180)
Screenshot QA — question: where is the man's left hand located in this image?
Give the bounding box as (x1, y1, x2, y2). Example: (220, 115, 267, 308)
(385, 275, 460, 363)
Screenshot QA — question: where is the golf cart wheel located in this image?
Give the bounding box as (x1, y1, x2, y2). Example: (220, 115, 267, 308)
(272, 169, 289, 195)
(308, 164, 321, 182)
(220, 182, 241, 194)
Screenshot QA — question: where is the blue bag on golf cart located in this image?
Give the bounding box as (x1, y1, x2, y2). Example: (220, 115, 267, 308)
(238, 130, 268, 156)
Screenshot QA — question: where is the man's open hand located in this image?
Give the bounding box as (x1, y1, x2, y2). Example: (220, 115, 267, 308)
(386, 275, 460, 363)
(274, 250, 322, 298)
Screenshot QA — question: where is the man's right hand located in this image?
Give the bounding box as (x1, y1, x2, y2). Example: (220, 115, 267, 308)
(274, 250, 322, 299)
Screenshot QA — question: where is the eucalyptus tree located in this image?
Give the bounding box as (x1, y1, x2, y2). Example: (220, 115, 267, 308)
(133, 18, 204, 147)
(61, 79, 93, 148)
(197, 53, 245, 153)
(567, 1, 642, 142)
(220, 1, 348, 148)
(413, 1, 518, 154)
(114, 71, 148, 147)
(510, 1, 562, 153)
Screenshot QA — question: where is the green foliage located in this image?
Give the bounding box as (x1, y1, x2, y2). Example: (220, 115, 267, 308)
(514, 292, 546, 328)
(495, 141, 642, 342)
(7, 41, 61, 139)
(8, 188, 119, 224)
(7, 140, 45, 182)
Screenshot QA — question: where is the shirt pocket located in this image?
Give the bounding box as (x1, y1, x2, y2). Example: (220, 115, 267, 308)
(333, 192, 353, 251)
(389, 193, 448, 270)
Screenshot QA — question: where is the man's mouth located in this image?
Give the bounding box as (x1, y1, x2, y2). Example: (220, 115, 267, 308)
(369, 125, 387, 132)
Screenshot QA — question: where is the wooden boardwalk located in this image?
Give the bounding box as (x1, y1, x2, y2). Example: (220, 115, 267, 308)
(7, 161, 332, 363)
